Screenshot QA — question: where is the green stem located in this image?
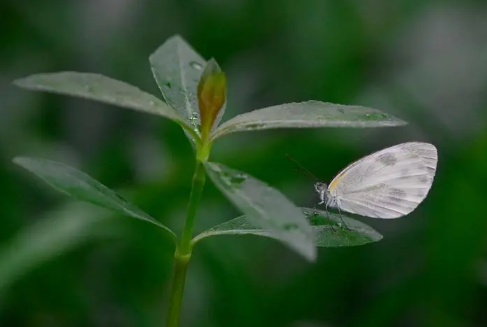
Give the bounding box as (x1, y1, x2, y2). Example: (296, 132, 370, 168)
(179, 160, 206, 254)
(165, 159, 206, 327)
(165, 252, 191, 327)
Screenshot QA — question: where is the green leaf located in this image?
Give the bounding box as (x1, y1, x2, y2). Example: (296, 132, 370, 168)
(204, 162, 316, 261)
(13, 72, 190, 130)
(13, 157, 177, 242)
(150, 34, 207, 134)
(211, 101, 407, 141)
(193, 208, 383, 247)
(0, 202, 119, 297)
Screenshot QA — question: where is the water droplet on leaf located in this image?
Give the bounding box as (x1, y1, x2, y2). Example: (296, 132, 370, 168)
(114, 193, 129, 204)
(189, 112, 199, 125)
(163, 81, 172, 89)
(221, 172, 247, 186)
(190, 61, 203, 70)
(230, 174, 247, 185)
(244, 123, 265, 130)
(364, 113, 388, 120)
(282, 223, 299, 231)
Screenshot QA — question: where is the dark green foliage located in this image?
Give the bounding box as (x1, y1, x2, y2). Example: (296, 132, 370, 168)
(1, 1, 486, 326)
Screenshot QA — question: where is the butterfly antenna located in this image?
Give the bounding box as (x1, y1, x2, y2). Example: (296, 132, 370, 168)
(285, 154, 320, 182)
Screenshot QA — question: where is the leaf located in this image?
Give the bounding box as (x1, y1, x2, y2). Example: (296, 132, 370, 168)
(13, 72, 190, 130)
(0, 202, 119, 297)
(211, 101, 407, 141)
(149, 34, 207, 134)
(13, 157, 177, 242)
(204, 162, 316, 261)
(193, 208, 383, 247)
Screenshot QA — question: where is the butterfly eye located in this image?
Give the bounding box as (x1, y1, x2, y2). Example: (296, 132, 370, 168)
(314, 182, 327, 192)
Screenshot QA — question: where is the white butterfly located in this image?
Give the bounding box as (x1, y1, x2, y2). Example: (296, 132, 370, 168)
(314, 142, 437, 219)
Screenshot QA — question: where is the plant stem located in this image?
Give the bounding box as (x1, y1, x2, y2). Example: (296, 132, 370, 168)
(179, 160, 206, 254)
(165, 252, 191, 327)
(165, 160, 206, 327)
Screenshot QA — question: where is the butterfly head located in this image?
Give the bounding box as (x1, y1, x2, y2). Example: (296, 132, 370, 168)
(314, 182, 328, 203)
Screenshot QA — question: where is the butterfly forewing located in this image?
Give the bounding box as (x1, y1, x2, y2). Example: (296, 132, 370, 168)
(401, 142, 438, 173)
(328, 142, 437, 219)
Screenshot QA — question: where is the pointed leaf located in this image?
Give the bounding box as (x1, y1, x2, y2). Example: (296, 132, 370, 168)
(13, 72, 191, 130)
(0, 202, 119, 296)
(211, 101, 407, 141)
(13, 157, 177, 242)
(193, 208, 383, 247)
(150, 35, 207, 135)
(204, 162, 316, 261)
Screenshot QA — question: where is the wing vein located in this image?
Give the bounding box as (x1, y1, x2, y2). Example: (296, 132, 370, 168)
(344, 198, 407, 215)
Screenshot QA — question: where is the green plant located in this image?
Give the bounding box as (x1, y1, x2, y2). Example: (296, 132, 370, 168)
(12, 35, 406, 327)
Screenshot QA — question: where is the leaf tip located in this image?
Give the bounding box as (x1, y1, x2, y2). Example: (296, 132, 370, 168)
(163, 34, 183, 46)
(168, 33, 182, 38)
(12, 156, 29, 167)
(12, 157, 40, 173)
(304, 246, 317, 262)
(387, 114, 408, 126)
(397, 118, 408, 126)
(151, 34, 192, 61)
(386, 113, 408, 126)
(12, 77, 28, 88)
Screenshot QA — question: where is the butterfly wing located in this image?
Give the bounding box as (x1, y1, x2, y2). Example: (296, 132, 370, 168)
(401, 142, 438, 173)
(328, 142, 437, 218)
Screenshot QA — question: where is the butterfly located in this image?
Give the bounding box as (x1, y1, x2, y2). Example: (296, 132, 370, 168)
(313, 142, 437, 219)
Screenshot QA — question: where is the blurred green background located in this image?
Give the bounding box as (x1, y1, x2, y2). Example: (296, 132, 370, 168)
(2, 1, 487, 326)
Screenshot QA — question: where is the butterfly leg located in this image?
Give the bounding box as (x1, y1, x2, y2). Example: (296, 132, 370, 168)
(337, 206, 350, 230)
(313, 199, 327, 218)
(325, 203, 338, 231)
(314, 201, 323, 216)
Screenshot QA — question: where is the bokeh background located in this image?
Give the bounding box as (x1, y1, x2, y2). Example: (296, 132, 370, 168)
(1, 1, 487, 326)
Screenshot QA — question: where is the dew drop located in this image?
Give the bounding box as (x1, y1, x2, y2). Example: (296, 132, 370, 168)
(282, 223, 299, 231)
(149, 100, 156, 106)
(190, 61, 203, 70)
(114, 193, 129, 205)
(221, 172, 247, 186)
(230, 174, 247, 185)
(189, 112, 199, 124)
(163, 81, 172, 89)
(364, 113, 388, 120)
(244, 123, 265, 130)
